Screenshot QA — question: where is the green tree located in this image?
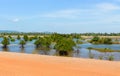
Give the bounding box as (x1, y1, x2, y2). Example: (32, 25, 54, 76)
(23, 35, 28, 41)
(1, 37, 10, 48)
(55, 38, 76, 56)
(42, 37, 51, 48)
(104, 38, 112, 44)
(17, 35, 21, 40)
(8, 35, 12, 39)
(34, 37, 51, 50)
(19, 40, 26, 48)
(91, 36, 100, 42)
(11, 38, 15, 42)
(34, 37, 44, 48)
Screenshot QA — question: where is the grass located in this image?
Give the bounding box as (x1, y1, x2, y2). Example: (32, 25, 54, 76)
(87, 47, 120, 52)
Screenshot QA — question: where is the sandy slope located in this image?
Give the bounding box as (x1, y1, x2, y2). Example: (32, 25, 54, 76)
(0, 52, 120, 76)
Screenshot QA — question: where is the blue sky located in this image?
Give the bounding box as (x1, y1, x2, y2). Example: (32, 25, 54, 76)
(0, 0, 120, 33)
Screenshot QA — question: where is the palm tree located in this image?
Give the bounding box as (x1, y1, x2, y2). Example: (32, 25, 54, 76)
(1, 37, 10, 48)
(19, 40, 26, 48)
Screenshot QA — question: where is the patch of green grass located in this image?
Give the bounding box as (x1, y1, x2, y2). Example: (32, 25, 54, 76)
(87, 47, 120, 52)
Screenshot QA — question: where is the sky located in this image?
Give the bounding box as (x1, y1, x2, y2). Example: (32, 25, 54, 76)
(0, 0, 120, 33)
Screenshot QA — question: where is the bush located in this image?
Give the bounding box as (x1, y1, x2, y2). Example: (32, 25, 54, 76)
(108, 55, 114, 61)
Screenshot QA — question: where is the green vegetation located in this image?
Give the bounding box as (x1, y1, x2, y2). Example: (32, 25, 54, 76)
(87, 47, 120, 52)
(55, 38, 76, 56)
(87, 47, 93, 51)
(76, 39, 83, 44)
(108, 55, 114, 61)
(90, 36, 112, 44)
(0, 32, 120, 61)
(11, 38, 15, 42)
(23, 35, 29, 41)
(8, 35, 12, 39)
(17, 35, 21, 40)
(34, 37, 51, 50)
(1, 37, 10, 48)
(19, 40, 26, 48)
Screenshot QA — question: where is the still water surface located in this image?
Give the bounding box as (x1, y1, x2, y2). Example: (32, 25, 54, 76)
(0, 38, 120, 61)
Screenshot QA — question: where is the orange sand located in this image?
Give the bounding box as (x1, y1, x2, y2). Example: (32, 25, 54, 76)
(0, 52, 120, 76)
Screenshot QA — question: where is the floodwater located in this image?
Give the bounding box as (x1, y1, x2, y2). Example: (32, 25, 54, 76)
(0, 38, 120, 61)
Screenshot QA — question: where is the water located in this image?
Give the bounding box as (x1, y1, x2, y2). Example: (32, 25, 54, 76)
(0, 38, 120, 61)
(79, 43, 120, 50)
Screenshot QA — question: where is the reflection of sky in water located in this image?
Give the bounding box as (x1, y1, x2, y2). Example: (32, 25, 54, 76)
(73, 48, 120, 61)
(79, 43, 120, 50)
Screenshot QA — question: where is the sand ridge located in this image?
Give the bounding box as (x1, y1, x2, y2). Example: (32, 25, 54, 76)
(0, 52, 120, 76)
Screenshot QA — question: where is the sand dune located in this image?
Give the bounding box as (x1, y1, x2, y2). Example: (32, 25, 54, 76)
(0, 52, 120, 76)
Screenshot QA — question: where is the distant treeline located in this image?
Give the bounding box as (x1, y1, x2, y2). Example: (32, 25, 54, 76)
(1, 32, 120, 36)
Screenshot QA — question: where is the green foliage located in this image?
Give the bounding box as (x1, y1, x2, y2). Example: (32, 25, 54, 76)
(91, 36, 100, 42)
(76, 39, 83, 44)
(19, 40, 26, 48)
(29, 37, 34, 41)
(50, 33, 63, 42)
(42, 37, 51, 48)
(23, 35, 28, 41)
(34, 38, 43, 48)
(17, 35, 21, 40)
(90, 36, 112, 44)
(55, 38, 76, 52)
(11, 38, 15, 42)
(103, 38, 112, 44)
(34, 37, 51, 50)
(108, 55, 114, 61)
(88, 47, 120, 52)
(8, 35, 12, 39)
(87, 47, 93, 50)
(1, 37, 10, 48)
(33, 35, 38, 39)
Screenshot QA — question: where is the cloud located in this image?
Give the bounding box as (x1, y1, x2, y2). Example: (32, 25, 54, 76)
(42, 9, 81, 18)
(12, 18, 20, 22)
(96, 3, 120, 11)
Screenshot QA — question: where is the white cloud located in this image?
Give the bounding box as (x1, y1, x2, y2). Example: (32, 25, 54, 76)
(12, 18, 20, 22)
(96, 3, 120, 11)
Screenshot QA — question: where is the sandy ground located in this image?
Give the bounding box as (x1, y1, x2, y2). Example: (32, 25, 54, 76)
(81, 36, 120, 39)
(0, 52, 120, 76)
